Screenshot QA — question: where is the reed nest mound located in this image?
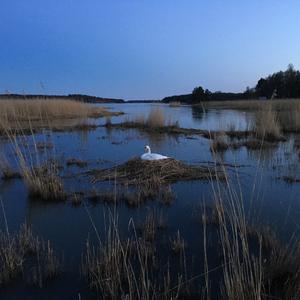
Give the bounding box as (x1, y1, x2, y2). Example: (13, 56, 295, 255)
(91, 158, 224, 184)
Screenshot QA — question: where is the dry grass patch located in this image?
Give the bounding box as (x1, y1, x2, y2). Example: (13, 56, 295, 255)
(0, 98, 122, 133)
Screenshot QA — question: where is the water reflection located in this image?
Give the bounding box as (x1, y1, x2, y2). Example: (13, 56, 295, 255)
(1, 103, 300, 299)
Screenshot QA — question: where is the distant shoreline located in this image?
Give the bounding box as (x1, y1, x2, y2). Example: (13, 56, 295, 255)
(0, 93, 124, 103)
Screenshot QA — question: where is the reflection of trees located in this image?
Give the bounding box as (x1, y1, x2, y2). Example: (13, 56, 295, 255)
(191, 105, 206, 123)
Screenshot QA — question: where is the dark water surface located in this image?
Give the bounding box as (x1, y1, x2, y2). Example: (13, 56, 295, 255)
(0, 104, 300, 299)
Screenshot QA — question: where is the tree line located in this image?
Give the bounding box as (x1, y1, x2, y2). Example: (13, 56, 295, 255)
(162, 64, 300, 103)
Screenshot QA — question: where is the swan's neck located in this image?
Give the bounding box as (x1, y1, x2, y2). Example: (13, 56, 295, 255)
(146, 147, 151, 154)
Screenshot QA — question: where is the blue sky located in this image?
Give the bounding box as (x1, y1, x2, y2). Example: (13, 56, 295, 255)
(1, 0, 300, 99)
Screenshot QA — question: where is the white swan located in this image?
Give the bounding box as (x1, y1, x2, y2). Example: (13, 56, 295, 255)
(141, 145, 169, 161)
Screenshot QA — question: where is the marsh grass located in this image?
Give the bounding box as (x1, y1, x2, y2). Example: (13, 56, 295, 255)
(170, 230, 185, 255)
(202, 163, 300, 299)
(0, 231, 24, 285)
(0, 98, 121, 134)
(138, 209, 167, 242)
(22, 161, 66, 201)
(2, 125, 66, 201)
(120, 107, 179, 129)
(30, 240, 61, 288)
(147, 107, 167, 127)
(210, 132, 229, 152)
(201, 174, 264, 299)
(0, 220, 60, 287)
(82, 209, 189, 300)
(252, 104, 281, 140)
(203, 99, 300, 134)
(0, 99, 110, 121)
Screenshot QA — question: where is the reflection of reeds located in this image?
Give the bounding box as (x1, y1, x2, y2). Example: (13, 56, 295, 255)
(170, 230, 185, 255)
(169, 101, 181, 107)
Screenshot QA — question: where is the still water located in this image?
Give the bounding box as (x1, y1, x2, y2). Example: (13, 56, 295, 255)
(0, 103, 299, 299)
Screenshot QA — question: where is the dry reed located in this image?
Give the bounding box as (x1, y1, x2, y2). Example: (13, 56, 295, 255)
(210, 132, 229, 152)
(0, 98, 121, 133)
(252, 104, 281, 140)
(0, 221, 60, 287)
(82, 210, 187, 300)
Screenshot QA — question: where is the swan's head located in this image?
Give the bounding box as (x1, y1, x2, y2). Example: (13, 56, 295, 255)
(144, 145, 151, 153)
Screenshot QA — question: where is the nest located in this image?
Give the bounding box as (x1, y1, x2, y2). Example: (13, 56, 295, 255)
(91, 158, 224, 185)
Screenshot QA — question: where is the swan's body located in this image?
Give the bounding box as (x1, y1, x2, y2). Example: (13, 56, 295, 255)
(141, 146, 169, 161)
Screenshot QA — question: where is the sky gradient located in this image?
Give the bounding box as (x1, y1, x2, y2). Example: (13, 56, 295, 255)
(1, 0, 300, 100)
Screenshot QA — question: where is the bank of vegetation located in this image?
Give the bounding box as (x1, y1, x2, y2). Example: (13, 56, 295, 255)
(162, 64, 300, 104)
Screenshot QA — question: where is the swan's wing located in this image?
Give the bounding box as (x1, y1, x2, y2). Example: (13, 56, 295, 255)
(141, 153, 169, 160)
(141, 153, 151, 160)
(151, 153, 169, 160)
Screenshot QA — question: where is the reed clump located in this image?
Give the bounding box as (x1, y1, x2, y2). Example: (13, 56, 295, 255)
(115, 107, 179, 130)
(138, 209, 167, 242)
(210, 132, 229, 152)
(203, 172, 300, 299)
(252, 104, 282, 140)
(0, 232, 24, 284)
(170, 230, 185, 254)
(203, 99, 300, 134)
(22, 161, 66, 201)
(0, 223, 60, 287)
(82, 211, 188, 300)
(146, 107, 166, 127)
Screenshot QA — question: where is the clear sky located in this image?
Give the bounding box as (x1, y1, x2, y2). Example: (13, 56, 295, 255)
(1, 0, 300, 100)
